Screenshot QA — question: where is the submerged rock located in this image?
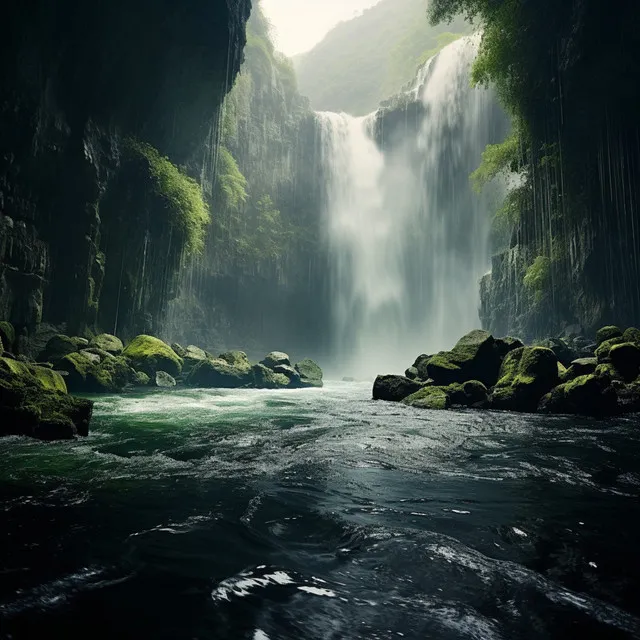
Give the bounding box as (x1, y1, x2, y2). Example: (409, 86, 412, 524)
(260, 351, 291, 369)
(489, 347, 559, 412)
(294, 358, 324, 388)
(187, 358, 251, 388)
(373, 375, 423, 402)
(0, 356, 93, 439)
(155, 371, 177, 388)
(122, 335, 183, 378)
(89, 333, 124, 355)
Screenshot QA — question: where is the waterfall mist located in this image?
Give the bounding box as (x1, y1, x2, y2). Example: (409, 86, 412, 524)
(318, 35, 508, 377)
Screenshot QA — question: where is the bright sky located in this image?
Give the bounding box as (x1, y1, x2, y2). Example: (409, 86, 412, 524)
(261, 0, 382, 57)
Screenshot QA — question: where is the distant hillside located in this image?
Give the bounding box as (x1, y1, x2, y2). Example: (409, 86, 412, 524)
(294, 0, 470, 116)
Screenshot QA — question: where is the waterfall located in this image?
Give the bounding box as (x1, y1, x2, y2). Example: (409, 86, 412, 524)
(318, 35, 507, 377)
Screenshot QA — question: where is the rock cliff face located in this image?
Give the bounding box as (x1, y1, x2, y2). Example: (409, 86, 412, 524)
(478, 0, 640, 341)
(0, 0, 251, 340)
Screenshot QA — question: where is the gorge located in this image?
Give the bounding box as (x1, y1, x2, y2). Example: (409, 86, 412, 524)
(2, 0, 640, 638)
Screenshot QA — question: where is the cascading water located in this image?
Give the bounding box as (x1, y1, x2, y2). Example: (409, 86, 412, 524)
(318, 35, 508, 377)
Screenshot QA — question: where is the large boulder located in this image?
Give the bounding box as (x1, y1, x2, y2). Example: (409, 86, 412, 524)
(373, 375, 423, 402)
(260, 351, 291, 369)
(410, 354, 431, 380)
(402, 386, 451, 410)
(622, 327, 640, 344)
(252, 363, 290, 389)
(0, 321, 16, 352)
(186, 358, 251, 388)
(0, 357, 93, 440)
(426, 330, 500, 387)
(89, 333, 124, 355)
(596, 326, 623, 345)
(219, 351, 252, 372)
(59, 352, 134, 393)
(489, 346, 559, 413)
(38, 334, 79, 364)
(609, 343, 640, 381)
(539, 374, 618, 417)
(564, 357, 598, 381)
(294, 358, 324, 388)
(540, 337, 577, 368)
(123, 335, 183, 377)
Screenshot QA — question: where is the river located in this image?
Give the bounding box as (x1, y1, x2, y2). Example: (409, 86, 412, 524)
(1, 382, 639, 639)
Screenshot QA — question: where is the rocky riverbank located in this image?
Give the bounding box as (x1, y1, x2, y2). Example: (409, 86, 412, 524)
(0, 322, 323, 440)
(374, 326, 640, 416)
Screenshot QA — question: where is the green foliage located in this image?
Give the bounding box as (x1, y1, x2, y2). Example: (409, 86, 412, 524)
(471, 128, 522, 192)
(523, 256, 551, 302)
(126, 140, 210, 255)
(217, 146, 248, 211)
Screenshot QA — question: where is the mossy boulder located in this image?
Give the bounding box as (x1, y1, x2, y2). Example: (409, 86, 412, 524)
(89, 333, 124, 355)
(0, 321, 16, 351)
(402, 380, 487, 410)
(82, 347, 115, 362)
(260, 351, 291, 369)
(219, 351, 252, 372)
(180, 345, 209, 373)
(410, 354, 431, 380)
(565, 357, 598, 381)
(38, 334, 79, 364)
(622, 327, 640, 344)
(596, 326, 623, 345)
(402, 386, 451, 410)
(405, 366, 420, 380)
(595, 336, 626, 362)
(273, 364, 301, 385)
(171, 343, 188, 358)
(252, 363, 290, 389)
(133, 371, 151, 386)
(595, 362, 625, 382)
(373, 375, 423, 402)
(123, 335, 183, 378)
(294, 358, 324, 388)
(0, 357, 92, 439)
(494, 336, 525, 359)
(489, 346, 559, 413)
(0, 357, 67, 394)
(539, 374, 618, 417)
(59, 352, 133, 393)
(540, 337, 577, 368)
(187, 358, 251, 388)
(609, 343, 640, 381)
(426, 330, 500, 387)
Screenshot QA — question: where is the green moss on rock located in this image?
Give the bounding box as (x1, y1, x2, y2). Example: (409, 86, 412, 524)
(489, 346, 559, 413)
(0, 357, 92, 439)
(539, 374, 618, 416)
(595, 336, 626, 362)
(596, 326, 623, 345)
(0, 321, 16, 351)
(426, 330, 500, 387)
(123, 335, 183, 377)
(39, 335, 79, 364)
(59, 352, 133, 393)
(403, 386, 451, 410)
(89, 334, 124, 355)
(187, 358, 251, 388)
(623, 327, 640, 344)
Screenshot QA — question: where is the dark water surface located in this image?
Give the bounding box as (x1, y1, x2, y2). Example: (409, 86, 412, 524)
(1, 382, 640, 639)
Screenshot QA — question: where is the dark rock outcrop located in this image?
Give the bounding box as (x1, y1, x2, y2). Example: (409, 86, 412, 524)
(373, 375, 423, 402)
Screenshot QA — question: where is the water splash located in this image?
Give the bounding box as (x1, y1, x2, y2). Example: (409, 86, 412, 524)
(318, 35, 507, 377)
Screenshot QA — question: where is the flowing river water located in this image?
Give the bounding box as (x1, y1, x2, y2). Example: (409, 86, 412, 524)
(1, 382, 640, 639)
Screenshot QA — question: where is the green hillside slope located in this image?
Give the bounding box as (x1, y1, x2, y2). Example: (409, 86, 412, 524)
(294, 0, 470, 115)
